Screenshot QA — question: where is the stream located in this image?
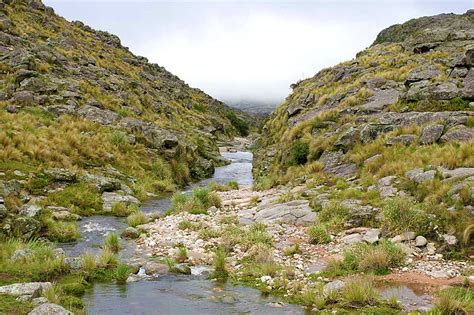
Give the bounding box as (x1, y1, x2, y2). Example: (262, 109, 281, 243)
(62, 151, 433, 314)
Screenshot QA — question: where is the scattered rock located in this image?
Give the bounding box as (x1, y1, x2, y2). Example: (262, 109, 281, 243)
(121, 227, 140, 239)
(101, 192, 140, 211)
(442, 234, 458, 246)
(406, 169, 436, 184)
(28, 303, 72, 315)
(415, 236, 428, 247)
(0, 282, 51, 299)
(43, 168, 76, 182)
(253, 200, 317, 226)
(362, 229, 380, 244)
(19, 204, 43, 219)
(144, 262, 169, 275)
(342, 233, 363, 245)
(323, 280, 345, 294)
(419, 124, 444, 145)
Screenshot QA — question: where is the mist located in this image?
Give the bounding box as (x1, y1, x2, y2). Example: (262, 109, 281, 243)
(44, 0, 473, 105)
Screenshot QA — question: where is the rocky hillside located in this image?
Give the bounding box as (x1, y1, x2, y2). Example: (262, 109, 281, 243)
(0, 0, 251, 240)
(254, 10, 473, 251)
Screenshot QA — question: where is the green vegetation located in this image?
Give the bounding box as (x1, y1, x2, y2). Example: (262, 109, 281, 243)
(126, 209, 148, 227)
(208, 180, 239, 191)
(432, 287, 474, 315)
(381, 197, 429, 235)
(226, 111, 249, 136)
(115, 263, 131, 284)
(209, 246, 228, 281)
(291, 140, 309, 165)
(103, 232, 121, 253)
(170, 187, 222, 215)
(308, 225, 331, 244)
(323, 241, 405, 276)
(45, 221, 80, 243)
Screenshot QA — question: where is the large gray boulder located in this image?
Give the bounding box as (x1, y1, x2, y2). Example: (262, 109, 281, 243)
(19, 204, 43, 219)
(43, 168, 76, 182)
(0, 282, 51, 299)
(78, 105, 119, 125)
(28, 303, 72, 315)
(357, 89, 399, 114)
(406, 168, 436, 184)
(440, 125, 474, 142)
(419, 124, 444, 145)
(253, 200, 317, 226)
(81, 174, 121, 192)
(101, 192, 140, 211)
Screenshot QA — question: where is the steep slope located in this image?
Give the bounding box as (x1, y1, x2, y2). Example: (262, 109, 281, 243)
(254, 10, 473, 249)
(0, 0, 250, 240)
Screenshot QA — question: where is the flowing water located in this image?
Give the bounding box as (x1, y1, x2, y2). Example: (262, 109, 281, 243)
(66, 151, 303, 314)
(64, 151, 431, 314)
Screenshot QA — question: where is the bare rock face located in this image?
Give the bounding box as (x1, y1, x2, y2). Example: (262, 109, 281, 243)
(0, 282, 51, 299)
(440, 125, 474, 143)
(419, 124, 444, 145)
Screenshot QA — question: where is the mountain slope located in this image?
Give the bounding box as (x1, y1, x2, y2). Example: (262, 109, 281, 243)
(254, 10, 473, 249)
(0, 0, 250, 240)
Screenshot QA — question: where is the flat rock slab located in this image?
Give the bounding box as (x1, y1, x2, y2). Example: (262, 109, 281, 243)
(253, 200, 317, 226)
(0, 282, 51, 298)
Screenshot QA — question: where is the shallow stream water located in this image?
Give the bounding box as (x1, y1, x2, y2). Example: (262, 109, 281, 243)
(63, 151, 432, 314)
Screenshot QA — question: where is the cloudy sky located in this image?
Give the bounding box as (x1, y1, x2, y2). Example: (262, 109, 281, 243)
(44, 0, 472, 105)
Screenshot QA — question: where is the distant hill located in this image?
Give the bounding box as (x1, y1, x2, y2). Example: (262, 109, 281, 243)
(225, 99, 278, 116)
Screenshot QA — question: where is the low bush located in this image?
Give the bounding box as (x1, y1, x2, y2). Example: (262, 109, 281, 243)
(324, 241, 405, 276)
(209, 246, 228, 280)
(46, 221, 79, 243)
(381, 197, 429, 235)
(103, 232, 120, 253)
(115, 264, 130, 284)
(126, 209, 147, 227)
(291, 140, 309, 165)
(308, 225, 331, 244)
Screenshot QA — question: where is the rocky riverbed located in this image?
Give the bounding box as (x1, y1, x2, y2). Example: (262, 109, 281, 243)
(132, 184, 473, 312)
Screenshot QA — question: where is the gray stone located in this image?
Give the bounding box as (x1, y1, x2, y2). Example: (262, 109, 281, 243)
(144, 262, 169, 275)
(415, 235, 428, 247)
(10, 216, 41, 239)
(385, 134, 417, 146)
(0, 282, 51, 298)
(173, 263, 192, 275)
(419, 124, 444, 145)
(101, 192, 140, 211)
(342, 233, 363, 245)
(46, 103, 77, 117)
(43, 168, 76, 182)
(442, 234, 458, 246)
(360, 124, 397, 143)
(78, 105, 119, 125)
(19, 204, 43, 219)
(11, 248, 34, 261)
(81, 174, 121, 192)
(253, 200, 317, 226)
(440, 125, 474, 143)
(334, 127, 358, 152)
(363, 229, 380, 244)
(31, 297, 49, 305)
(323, 280, 345, 294)
(320, 150, 357, 178)
(462, 68, 474, 98)
(28, 303, 72, 315)
(50, 208, 80, 221)
(406, 169, 436, 183)
(121, 227, 140, 239)
(358, 89, 399, 114)
(406, 65, 440, 82)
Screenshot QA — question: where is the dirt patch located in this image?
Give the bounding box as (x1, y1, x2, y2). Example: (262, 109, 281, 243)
(379, 271, 465, 293)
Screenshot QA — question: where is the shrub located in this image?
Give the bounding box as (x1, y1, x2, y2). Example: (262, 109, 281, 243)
(111, 202, 134, 217)
(115, 264, 130, 284)
(103, 232, 120, 253)
(381, 197, 429, 235)
(176, 246, 187, 263)
(44, 183, 102, 215)
(81, 252, 97, 273)
(126, 210, 147, 227)
(46, 221, 79, 243)
(227, 181, 239, 190)
(318, 202, 350, 231)
(98, 248, 118, 268)
(209, 246, 228, 280)
(308, 225, 331, 244)
(433, 287, 474, 315)
(226, 111, 249, 136)
(342, 276, 380, 306)
(291, 140, 309, 165)
(324, 241, 405, 276)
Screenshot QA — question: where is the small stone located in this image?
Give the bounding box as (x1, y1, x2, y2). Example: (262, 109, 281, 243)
(342, 233, 363, 245)
(323, 280, 345, 294)
(362, 229, 380, 244)
(403, 231, 416, 241)
(402, 267, 409, 272)
(442, 234, 458, 246)
(28, 303, 72, 315)
(415, 236, 428, 247)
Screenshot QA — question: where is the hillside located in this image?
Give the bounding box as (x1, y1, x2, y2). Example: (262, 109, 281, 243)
(0, 0, 251, 241)
(254, 10, 473, 251)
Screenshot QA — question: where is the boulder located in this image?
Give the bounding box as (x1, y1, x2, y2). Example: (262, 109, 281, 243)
(19, 204, 43, 219)
(406, 65, 440, 82)
(342, 233, 363, 245)
(28, 303, 72, 315)
(50, 208, 80, 221)
(144, 262, 169, 275)
(81, 174, 121, 192)
(78, 105, 119, 125)
(440, 125, 474, 143)
(253, 200, 317, 226)
(43, 168, 76, 182)
(363, 229, 380, 244)
(11, 248, 34, 261)
(462, 68, 474, 98)
(323, 280, 345, 294)
(334, 127, 358, 152)
(0, 282, 51, 298)
(11, 216, 41, 239)
(121, 227, 140, 239)
(406, 169, 436, 184)
(415, 235, 428, 247)
(360, 124, 397, 143)
(442, 234, 458, 246)
(419, 124, 444, 145)
(173, 263, 192, 275)
(320, 150, 357, 178)
(101, 192, 140, 211)
(385, 134, 417, 146)
(358, 89, 399, 114)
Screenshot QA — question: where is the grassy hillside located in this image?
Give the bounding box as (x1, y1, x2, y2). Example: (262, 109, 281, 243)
(0, 0, 251, 241)
(254, 10, 474, 253)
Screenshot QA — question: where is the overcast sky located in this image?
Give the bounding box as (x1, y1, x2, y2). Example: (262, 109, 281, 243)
(44, 1, 472, 105)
